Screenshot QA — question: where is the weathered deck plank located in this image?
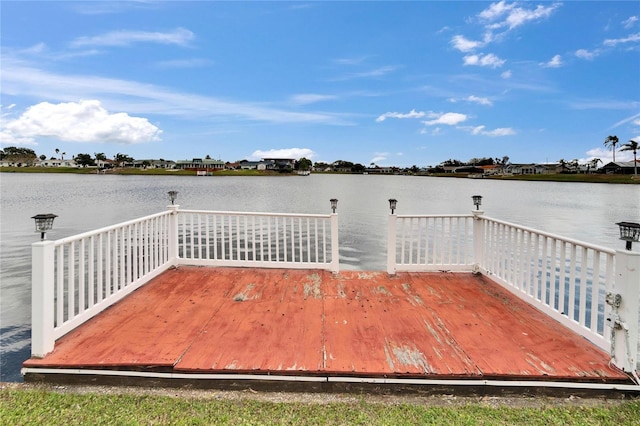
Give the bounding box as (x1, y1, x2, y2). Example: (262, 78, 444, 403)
(23, 267, 628, 383)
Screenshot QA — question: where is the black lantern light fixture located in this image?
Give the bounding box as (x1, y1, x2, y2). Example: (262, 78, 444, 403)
(389, 199, 398, 214)
(472, 195, 483, 210)
(616, 221, 640, 251)
(168, 190, 178, 205)
(31, 213, 57, 240)
(330, 199, 338, 213)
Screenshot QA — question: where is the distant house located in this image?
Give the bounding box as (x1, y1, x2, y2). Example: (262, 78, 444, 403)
(504, 163, 560, 175)
(36, 159, 78, 168)
(365, 166, 395, 174)
(601, 161, 639, 175)
(262, 158, 296, 172)
(132, 159, 176, 169)
(454, 166, 484, 174)
(175, 158, 224, 171)
(239, 160, 276, 170)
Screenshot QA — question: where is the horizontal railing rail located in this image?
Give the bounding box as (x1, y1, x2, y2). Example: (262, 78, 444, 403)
(387, 214, 475, 273)
(478, 216, 616, 353)
(176, 209, 339, 272)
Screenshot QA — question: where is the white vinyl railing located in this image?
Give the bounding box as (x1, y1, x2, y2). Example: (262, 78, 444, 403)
(176, 209, 339, 271)
(387, 210, 639, 373)
(479, 216, 616, 352)
(387, 214, 475, 272)
(31, 206, 338, 358)
(31, 211, 174, 357)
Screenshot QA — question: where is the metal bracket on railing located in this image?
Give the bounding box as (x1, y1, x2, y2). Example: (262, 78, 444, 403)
(605, 292, 622, 308)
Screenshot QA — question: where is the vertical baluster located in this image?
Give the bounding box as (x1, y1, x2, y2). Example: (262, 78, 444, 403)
(398, 218, 405, 265)
(424, 217, 431, 265)
(119, 226, 125, 290)
(540, 235, 548, 303)
(322, 218, 327, 264)
(447, 217, 454, 266)
(105, 231, 112, 297)
(590, 251, 601, 332)
(88, 235, 95, 308)
(579, 246, 589, 327)
(292, 216, 297, 262)
(407, 218, 415, 265)
(530, 233, 539, 300)
(520, 231, 529, 293)
(68, 242, 75, 319)
(251, 215, 256, 262)
(78, 239, 85, 313)
(558, 241, 567, 315)
(306, 218, 311, 263)
(568, 244, 577, 321)
(152, 217, 158, 268)
(212, 214, 218, 260)
(269, 216, 280, 262)
(221, 214, 227, 260)
(548, 238, 557, 308)
(313, 218, 319, 264)
(133, 223, 139, 281)
(56, 245, 64, 326)
(97, 233, 104, 302)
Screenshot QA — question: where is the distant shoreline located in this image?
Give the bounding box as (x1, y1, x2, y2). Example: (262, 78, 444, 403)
(1, 167, 638, 184)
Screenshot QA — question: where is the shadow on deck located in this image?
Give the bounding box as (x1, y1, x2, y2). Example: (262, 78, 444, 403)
(23, 267, 636, 395)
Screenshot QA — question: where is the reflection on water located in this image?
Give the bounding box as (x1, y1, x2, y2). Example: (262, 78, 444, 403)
(1, 173, 638, 381)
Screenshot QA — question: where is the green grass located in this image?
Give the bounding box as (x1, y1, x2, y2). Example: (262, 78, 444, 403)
(1, 387, 639, 425)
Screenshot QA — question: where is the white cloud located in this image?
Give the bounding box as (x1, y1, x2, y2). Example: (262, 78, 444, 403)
(450, 35, 483, 52)
(156, 58, 211, 69)
(586, 147, 634, 162)
(70, 28, 194, 48)
(1, 59, 347, 125)
(501, 70, 512, 79)
(633, 118, 640, 126)
(376, 109, 426, 122)
(290, 94, 338, 105)
(423, 112, 468, 126)
(250, 148, 315, 160)
(603, 32, 640, 46)
(332, 65, 399, 81)
(623, 16, 638, 29)
(469, 125, 515, 136)
(467, 95, 493, 106)
(542, 54, 562, 68)
(2, 100, 162, 145)
(479, 1, 560, 31)
(463, 53, 505, 68)
(575, 49, 597, 60)
(370, 153, 389, 164)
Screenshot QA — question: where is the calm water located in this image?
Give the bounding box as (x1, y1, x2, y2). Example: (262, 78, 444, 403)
(1, 173, 639, 381)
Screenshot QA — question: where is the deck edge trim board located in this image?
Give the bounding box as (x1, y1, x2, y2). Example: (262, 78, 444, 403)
(21, 367, 640, 392)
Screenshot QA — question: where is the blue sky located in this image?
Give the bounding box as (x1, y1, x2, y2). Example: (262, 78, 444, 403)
(1, 1, 639, 167)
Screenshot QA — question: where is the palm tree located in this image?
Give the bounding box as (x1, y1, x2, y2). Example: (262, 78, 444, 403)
(603, 135, 619, 162)
(55, 148, 60, 159)
(620, 139, 639, 176)
(589, 158, 602, 174)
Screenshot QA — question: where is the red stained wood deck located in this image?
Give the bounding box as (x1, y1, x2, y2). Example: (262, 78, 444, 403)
(23, 267, 629, 384)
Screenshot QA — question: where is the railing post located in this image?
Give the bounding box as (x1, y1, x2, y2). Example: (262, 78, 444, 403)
(472, 210, 485, 273)
(31, 240, 55, 358)
(167, 205, 179, 265)
(610, 249, 640, 373)
(387, 213, 397, 275)
(330, 212, 339, 273)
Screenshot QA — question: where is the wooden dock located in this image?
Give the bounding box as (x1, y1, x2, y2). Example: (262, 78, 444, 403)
(23, 266, 632, 392)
